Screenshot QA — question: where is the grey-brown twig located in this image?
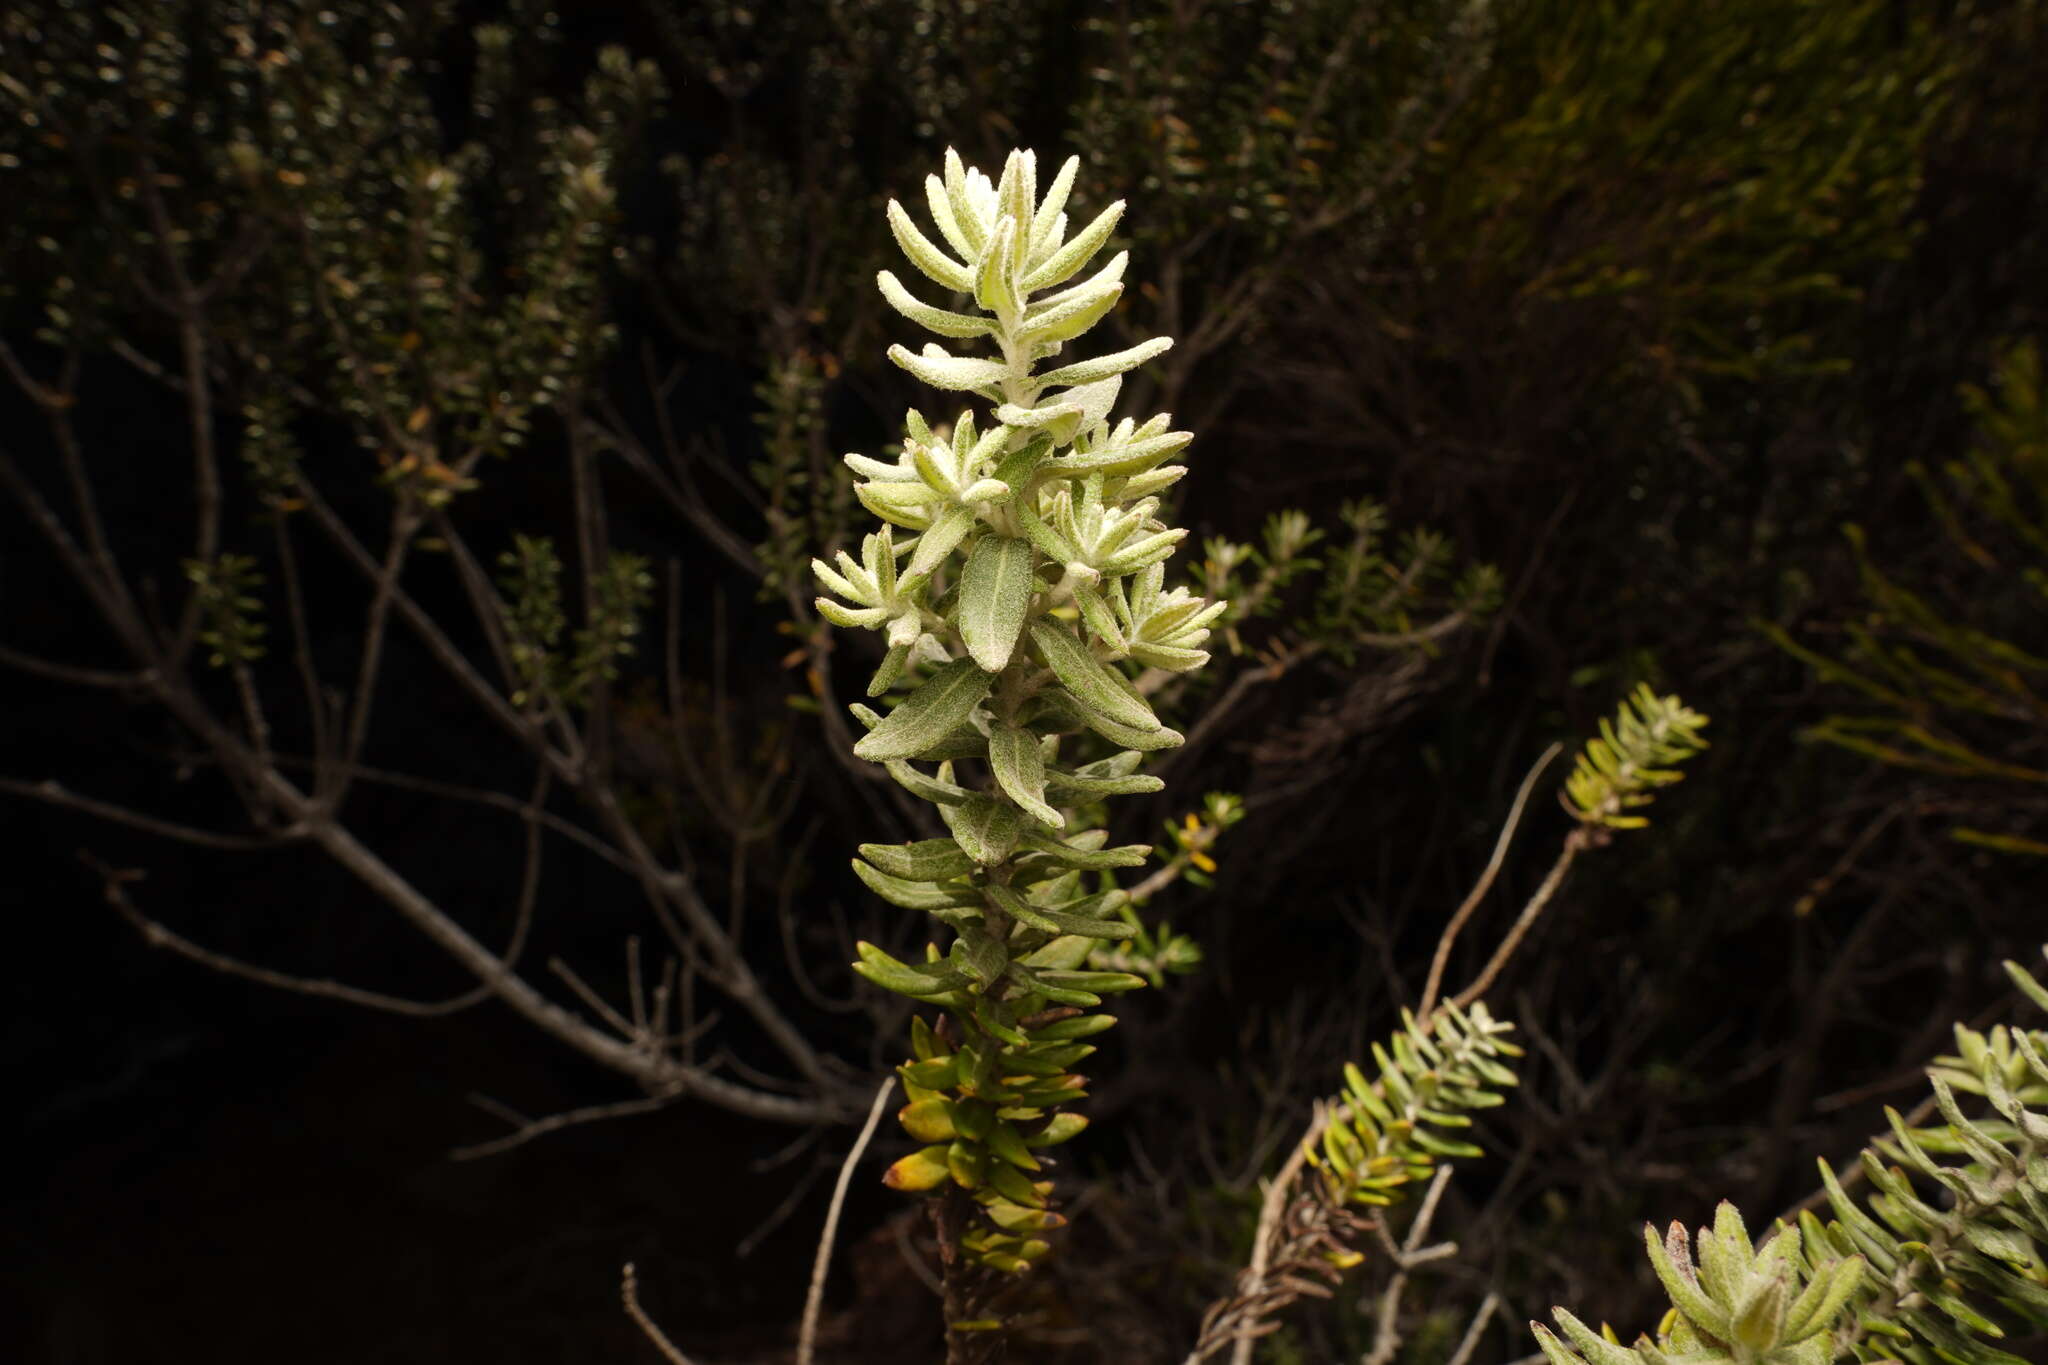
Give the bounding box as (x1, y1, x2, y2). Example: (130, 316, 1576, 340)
(797, 1077, 896, 1365)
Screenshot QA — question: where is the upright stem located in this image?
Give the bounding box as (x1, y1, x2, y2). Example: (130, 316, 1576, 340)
(935, 1189, 1003, 1365)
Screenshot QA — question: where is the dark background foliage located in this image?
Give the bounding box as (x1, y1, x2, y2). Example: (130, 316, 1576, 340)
(6, 2, 2046, 1361)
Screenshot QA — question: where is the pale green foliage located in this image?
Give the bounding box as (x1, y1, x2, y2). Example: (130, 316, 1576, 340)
(1535, 1203, 1864, 1365)
(1535, 952, 2048, 1365)
(1308, 1003, 1521, 1209)
(815, 148, 1224, 1276)
(1564, 685, 1711, 830)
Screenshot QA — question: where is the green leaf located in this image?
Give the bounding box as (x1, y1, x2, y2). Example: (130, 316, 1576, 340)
(1050, 430, 1194, 479)
(985, 883, 1134, 939)
(899, 1098, 958, 1143)
(1024, 1112, 1089, 1146)
(907, 504, 979, 580)
(1645, 1224, 1731, 1343)
(851, 858, 982, 912)
(853, 941, 972, 999)
(1543, 1313, 1640, 1365)
(958, 536, 1036, 672)
(853, 659, 992, 762)
(1018, 280, 1123, 345)
(1044, 754, 1163, 797)
(883, 1144, 954, 1191)
(985, 1160, 1045, 1208)
(885, 758, 972, 805)
(1018, 936, 1095, 971)
(1073, 704, 1184, 751)
(984, 1121, 1041, 1171)
(1019, 830, 1150, 869)
(1034, 969, 1147, 997)
(988, 434, 1052, 492)
(955, 928, 1008, 985)
(1026, 1014, 1116, 1044)
(988, 722, 1062, 827)
(1012, 496, 1080, 565)
(901, 1055, 961, 1091)
(858, 839, 975, 882)
(944, 793, 1025, 865)
(1028, 619, 1160, 732)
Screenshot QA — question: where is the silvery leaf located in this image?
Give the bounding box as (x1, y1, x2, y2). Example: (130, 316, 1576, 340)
(1028, 618, 1159, 732)
(958, 534, 1036, 672)
(852, 658, 992, 761)
(1021, 199, 1125, 293)
(877, 270, 993, 338)
(888, 344, 1009, 392)
(989, 721, 1062, 828)
(886, 199, 971, 293)
(1035, 336, 1174, 390)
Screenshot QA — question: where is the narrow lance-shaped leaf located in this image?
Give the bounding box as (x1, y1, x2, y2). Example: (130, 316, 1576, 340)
(1035, 336, 1175, 391)
(1028, 618, 1160, 732)
(854, 659, 992, 762)
(988, 721, 1062, 827)
(888, 344, 1010, 392)
(858, 839, 976, 881)
(1020, 199, 1125, 293)
(851, 859, 983, 911)
(876, 270, 993, 338)
(886, 200, 971, 293)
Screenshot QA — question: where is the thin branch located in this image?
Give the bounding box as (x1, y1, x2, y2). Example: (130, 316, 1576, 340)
(1445, 828, 1589, 1014)
(621, 1262, 700, 1365)
(1419, 742, 1564, 1019)
(798, 1077, 896, 1365)
(268, 756, 640, 877)
(1445, 1290, 1501, 1365)
(452, 1093, 676, 1161)
(1363, 1165, 1457, 1365)
(271, 515, 337, 802)
(550, 956, 639, 1043)
(7, 778, 290, 850)
(87, 854, 489, 1018)
(0, 644, 148, 690)
(1225, 1103, 1324, 1365)
(735, 1150, 832, 1261)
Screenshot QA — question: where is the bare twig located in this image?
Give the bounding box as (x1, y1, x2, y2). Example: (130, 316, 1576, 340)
(1419, 742, 1564, 1018)
(798, 1077, 896, 1365)
(621, 1262, 699, 1365)
(9, 778, 290, 850)
(1362, 1165, 1457, 1365)
(87, 854, 487, 1017)
(453, 1093, 676, 1161)
(1445, 1290, 1501, 1365)
(0, 645, 147, 690)
(1445, 828, 1589, 1014)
